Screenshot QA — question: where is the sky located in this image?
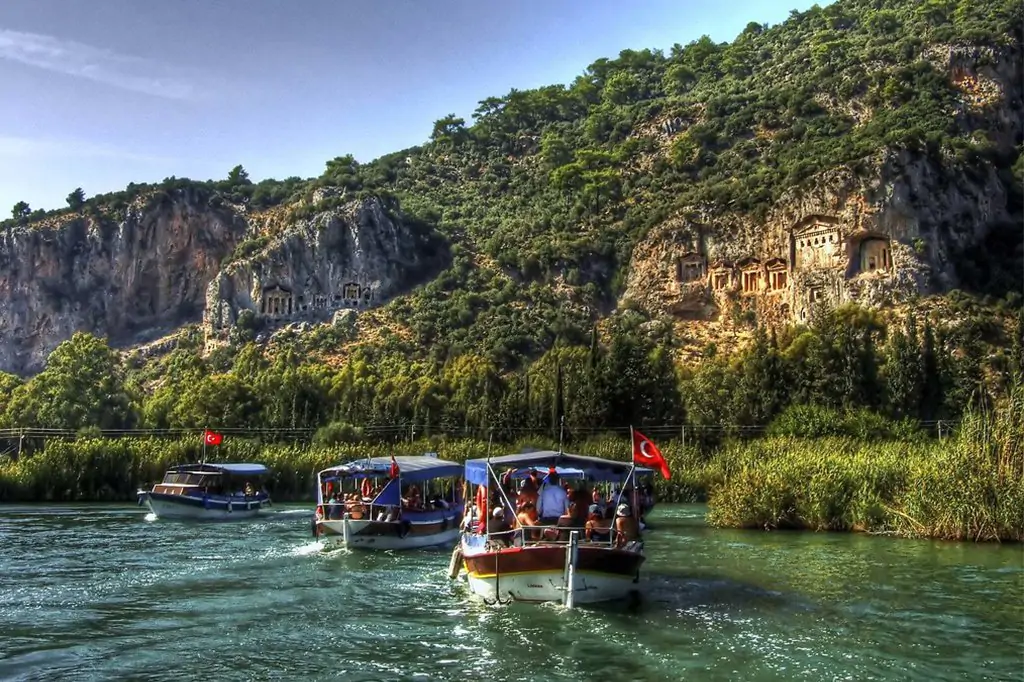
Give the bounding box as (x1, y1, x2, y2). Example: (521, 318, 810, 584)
(0, 0, 825, 213)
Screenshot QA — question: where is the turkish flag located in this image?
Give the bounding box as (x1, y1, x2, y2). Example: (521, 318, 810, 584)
(389, 455, 400, 479)
(204, 430, 223, 446)
(632, 430, 670, 480)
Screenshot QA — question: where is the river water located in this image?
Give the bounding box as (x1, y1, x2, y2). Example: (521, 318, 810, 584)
(0, 504, 1020, 682)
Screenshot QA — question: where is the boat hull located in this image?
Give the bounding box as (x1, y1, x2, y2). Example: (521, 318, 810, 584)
(460, 541, 644, 604)
(317, 511, 462, 550)
(140, 492, 269, 521)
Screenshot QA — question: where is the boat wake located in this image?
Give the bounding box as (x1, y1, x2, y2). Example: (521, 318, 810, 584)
(290, 542, 324, 556)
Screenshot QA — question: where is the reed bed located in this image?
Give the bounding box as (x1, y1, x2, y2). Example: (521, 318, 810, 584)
(2, 393, 1019, 542)
(705, 388, 1024, 542)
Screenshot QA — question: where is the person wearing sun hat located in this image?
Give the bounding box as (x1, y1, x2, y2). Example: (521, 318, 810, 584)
(613, 503, 640, 548)
(585, 502, 612, 542)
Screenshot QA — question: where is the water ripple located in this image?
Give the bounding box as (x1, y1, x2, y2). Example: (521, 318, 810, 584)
(0, 504, 1020, 682)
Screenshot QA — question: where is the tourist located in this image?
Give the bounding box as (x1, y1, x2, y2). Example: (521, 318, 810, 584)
(516, 500, 541, 541)
(613, 504, 640, 548)
(585, 504, 612, 542)
(536, 468, 569, 526)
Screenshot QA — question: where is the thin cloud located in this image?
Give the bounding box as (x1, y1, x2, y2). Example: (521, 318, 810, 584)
(0, 135, 180, 164)
(0, 28, 198, 99)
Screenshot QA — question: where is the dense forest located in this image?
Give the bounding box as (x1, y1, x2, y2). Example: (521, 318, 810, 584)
(1, 302, 1021, 444)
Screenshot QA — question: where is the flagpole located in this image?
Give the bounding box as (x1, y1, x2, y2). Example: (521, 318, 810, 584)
(202, 428, 207, 465)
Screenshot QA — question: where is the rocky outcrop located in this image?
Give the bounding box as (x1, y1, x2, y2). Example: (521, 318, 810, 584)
(624, 148, 1016, 329)
(0, 187, 247, 375)
(0, 190, 446, 376)
(624, 38, 1023, 331)
(204, 196, 447, 335)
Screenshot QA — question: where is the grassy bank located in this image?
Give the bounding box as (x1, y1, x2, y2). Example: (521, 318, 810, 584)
(1, 394, 1020, 542)
(704, 390, 1024, 542)
(0, 432, 707, 505)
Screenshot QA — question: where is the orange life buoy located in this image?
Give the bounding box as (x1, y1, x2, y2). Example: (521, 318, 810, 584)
(361, 478, 372, 498)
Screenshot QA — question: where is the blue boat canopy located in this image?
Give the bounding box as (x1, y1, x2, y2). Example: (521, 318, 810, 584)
(166, 462, 270, 476)
(464, 450, 638, 486)
(319, 456, 462, 485)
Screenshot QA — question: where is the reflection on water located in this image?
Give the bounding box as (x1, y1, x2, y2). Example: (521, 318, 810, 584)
(0, 504, 1020, 682)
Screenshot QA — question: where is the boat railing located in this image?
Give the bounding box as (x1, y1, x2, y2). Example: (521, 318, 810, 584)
(320, 501, 462, 524)
(470, 522, 641, 551)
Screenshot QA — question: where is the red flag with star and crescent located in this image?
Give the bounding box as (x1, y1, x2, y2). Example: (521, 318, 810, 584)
(389, 454, 400, 479)
(204, 429, 223, 446)
(632, 429, 670, 480)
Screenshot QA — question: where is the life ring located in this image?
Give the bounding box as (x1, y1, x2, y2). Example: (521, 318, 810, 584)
(447, 546, 463, 580)
(361, 478, 372, 498)
(397, 519, 412, 539)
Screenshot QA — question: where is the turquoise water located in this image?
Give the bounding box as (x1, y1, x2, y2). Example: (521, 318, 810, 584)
(0, 504, 1020, 681)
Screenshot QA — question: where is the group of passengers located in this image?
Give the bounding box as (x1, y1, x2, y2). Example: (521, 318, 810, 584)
(467, 467, 641, 549)
(317, 480, 457, 522)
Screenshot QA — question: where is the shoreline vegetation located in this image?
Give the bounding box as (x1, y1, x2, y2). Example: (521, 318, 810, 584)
(1, 387, 1019, 543)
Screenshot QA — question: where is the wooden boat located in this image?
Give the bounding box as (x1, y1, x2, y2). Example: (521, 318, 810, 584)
(313, 455, 464, 550)
(450, 450, 646, 607)
(137, 462, 272, 520)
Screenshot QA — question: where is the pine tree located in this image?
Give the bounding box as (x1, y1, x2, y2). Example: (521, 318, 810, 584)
(883, 316, 924, 420)
(919, 320, 943, 420)
(552, 357, 564, 441)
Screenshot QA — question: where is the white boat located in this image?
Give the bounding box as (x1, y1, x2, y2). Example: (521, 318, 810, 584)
(313, 455, 464, 550)
(137, 462, 272, 520)
(450, 450, 647, 608)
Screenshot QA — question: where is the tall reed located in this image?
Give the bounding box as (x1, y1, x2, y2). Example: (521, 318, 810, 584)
(705, 386, 1024, 541)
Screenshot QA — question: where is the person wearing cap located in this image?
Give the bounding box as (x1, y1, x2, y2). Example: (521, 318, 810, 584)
(613, 503, 640, 548)
(536, 467, 569, 527)
(585, 503, 612, 542)
(486, 505, 512, 545)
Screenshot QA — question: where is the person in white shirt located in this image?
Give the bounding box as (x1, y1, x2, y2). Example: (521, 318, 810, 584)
(536, 468, 569, 526)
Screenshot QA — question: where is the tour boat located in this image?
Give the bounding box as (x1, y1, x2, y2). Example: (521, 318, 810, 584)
(137, 462, 272, 520)
(449, 450, 647, 608)
(313, 454, 464, 551)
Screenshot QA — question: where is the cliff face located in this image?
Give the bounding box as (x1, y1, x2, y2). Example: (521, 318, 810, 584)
(623, 40, 1023, 331)
(204, 196, 447, 335)
(0, 191, 445, 375)
(0, 187, 246, 375)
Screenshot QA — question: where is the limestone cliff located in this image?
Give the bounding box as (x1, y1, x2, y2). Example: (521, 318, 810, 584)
(0, 187, 247, 375)
(623, 39, 1023, 334)
(0, 190, 445, 375)
(204, 196, 447, 335)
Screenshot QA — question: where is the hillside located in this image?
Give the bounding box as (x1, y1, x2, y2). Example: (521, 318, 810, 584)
(0, 0, 1021, 438)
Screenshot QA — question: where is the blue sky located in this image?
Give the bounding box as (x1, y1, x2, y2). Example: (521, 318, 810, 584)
(0, 0, 824, 212)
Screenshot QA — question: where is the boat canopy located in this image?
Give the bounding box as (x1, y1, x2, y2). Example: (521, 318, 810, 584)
(465, 450, 637, 486)
(319, 456, 462, 485)
(166, 463, 270, 477)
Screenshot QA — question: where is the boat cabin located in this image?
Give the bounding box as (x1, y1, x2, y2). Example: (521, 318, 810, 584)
(463, 450, 645, 549)
(316, 456, 463, 523)
(153, 462, 270, 498)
